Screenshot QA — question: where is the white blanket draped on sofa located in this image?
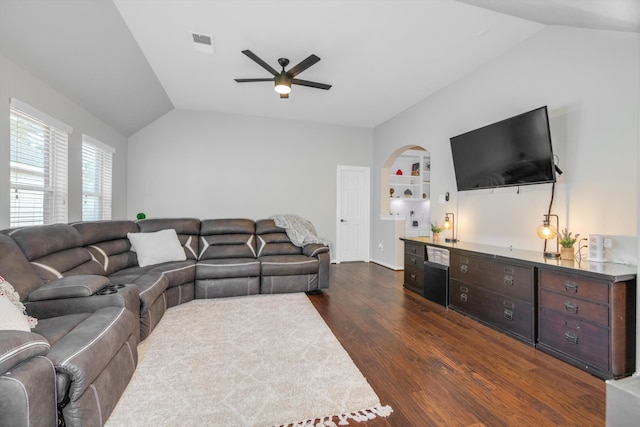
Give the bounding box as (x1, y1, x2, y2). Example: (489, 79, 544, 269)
(271, 214, 333, 259)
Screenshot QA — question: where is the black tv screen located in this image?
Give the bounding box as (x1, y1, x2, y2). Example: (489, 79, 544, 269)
(450, 106, 556, 191)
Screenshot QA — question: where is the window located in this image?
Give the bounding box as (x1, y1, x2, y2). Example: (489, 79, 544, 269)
(82, 135, 114, 221)
(9, 99, 71, 227)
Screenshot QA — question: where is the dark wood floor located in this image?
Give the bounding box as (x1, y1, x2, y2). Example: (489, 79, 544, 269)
(307, 262, 605, 427)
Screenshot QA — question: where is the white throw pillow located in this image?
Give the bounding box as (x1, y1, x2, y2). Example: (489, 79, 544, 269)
(0, 295, 31, 331)
(0, 276, 37, 328)
(127, 229, 187, 267)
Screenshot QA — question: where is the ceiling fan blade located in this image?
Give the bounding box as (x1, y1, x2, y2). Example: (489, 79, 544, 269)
(234, 78, 274, 83)
(241, 50, 278, 76)
(292, 78, 332, 90)
(280, 93, 289, 99)
(287, 54, 320, 77)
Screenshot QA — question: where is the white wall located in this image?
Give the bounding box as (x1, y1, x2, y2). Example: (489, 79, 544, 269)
(127, 109, 373, 245)
(0, 54, 129, 227)
(372, 26, 639, 267)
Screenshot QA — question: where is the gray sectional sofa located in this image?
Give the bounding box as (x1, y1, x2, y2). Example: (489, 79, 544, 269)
(0, 217, 330, 427)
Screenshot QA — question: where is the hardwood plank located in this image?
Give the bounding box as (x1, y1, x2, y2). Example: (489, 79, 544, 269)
(308, 262, 605, 426)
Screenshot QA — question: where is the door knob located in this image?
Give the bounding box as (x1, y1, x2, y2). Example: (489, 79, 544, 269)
(340, 219, 347, 222)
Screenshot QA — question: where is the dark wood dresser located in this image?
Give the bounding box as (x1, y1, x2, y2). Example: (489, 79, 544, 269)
(403, 240, 425, 295)
(400, 238, 637, 379)
(449, 250, 536, 345)
(537, 267, 636, 379)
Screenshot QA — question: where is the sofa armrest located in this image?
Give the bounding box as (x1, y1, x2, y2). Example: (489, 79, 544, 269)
(0, 330, 50, 374)
(25, 284, 140, 321)
(302, 244, 330, 258)
(28, 275, 110, 302)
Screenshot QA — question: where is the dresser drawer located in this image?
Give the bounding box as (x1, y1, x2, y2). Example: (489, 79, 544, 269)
(450, 252, 534, 303)
(404, 241, 425, 259)
(405, 254, 423, 269)
(450, 279, 534, 343)
(540, 289, 609, 326)
(539, 270, 609, 304)
(404, 264, 424, 293)
(539, 307, 609, 371)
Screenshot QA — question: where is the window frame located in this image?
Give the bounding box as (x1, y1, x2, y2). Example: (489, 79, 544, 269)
(9, 98, 72, 227)
(82, 135, 114, 221)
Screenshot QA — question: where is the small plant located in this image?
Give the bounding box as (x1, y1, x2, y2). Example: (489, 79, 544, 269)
(559, 228, 580, 248)
(430, 222, 442, 233)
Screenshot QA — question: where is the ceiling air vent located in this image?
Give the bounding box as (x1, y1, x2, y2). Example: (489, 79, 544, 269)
(191, 32, 214, 54)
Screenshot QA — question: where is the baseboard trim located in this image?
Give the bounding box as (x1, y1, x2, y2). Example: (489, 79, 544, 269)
(370, 259, 404, 271)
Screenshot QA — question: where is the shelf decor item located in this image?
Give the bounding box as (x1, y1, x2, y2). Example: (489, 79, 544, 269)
(404, 189, 412, 198)
(411, 163, 420, 176)
(396, 169, 403, 175)
(136, 212, 146, 220)
(558, 228, 580, 260)
(431, 222, 442, 241)
(390, 188, 395, 198)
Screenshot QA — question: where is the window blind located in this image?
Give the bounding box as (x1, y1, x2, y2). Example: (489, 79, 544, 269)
(82, 135, 114, 221)
(9, 99, 71, 227)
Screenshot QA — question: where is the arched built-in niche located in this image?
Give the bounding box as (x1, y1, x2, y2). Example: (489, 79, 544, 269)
(382, 145, 431, 237)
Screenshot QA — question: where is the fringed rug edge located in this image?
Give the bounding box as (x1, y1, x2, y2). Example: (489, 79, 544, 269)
(274, 404, 393, 427)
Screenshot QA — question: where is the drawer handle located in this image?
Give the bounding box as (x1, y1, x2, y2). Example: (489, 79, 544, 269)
(564, 281, 578, 293)
(460, 294, 468, 302)
(564, 302, 578, 314)
(460, 257, 469, 264)
(460, 264, 468, 274)
(459, 286, 469, 293)
(564, 331, 579, 344)
(411, 258, 417, 265)
(504, 267, 514, 274)
(503, 309, 513, 321)
(503, 275, 513, 286)
(410, 274, 416, 281)
(411, 247, 417, 254)
(503, 300, 515, 309)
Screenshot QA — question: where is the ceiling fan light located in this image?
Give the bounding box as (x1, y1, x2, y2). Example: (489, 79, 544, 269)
(274, 84, 291, 94)
(274, 74, 291, 94)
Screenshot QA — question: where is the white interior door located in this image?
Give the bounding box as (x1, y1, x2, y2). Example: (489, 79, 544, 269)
(336, 165, 370, 262)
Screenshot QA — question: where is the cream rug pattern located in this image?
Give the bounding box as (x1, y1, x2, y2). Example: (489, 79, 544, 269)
(106, 293, 391, 426)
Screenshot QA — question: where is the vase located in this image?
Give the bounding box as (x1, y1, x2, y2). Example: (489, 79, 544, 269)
(432, 232, 440, 242)
(560, 247, 574, 260)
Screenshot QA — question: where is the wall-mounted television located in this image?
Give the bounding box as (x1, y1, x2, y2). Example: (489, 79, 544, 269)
(449, 106, 556, 191)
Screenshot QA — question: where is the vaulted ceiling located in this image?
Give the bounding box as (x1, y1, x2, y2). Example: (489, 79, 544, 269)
(1, 0, 638, 136)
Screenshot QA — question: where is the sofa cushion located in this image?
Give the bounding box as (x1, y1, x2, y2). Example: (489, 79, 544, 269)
(196, 258, 261, 279)
(199, 219, 257, 260)
(43, 306, 136, 402)
(33, 313, 91, 347)
(128, 229, 186, 267)
(72, 220, 139, 275)
(259, 255, 319, 276)
(255, 219, 302, 257)
(0, 234, 44, 300)
(110, 272, 169, 315)
(4, 225, 104, 282)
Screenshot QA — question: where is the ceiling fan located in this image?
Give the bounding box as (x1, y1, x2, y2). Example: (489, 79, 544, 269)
(234, 50, 331, 98)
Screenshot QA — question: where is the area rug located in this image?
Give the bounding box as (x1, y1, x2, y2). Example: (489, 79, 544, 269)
(105, 293, 392, 426)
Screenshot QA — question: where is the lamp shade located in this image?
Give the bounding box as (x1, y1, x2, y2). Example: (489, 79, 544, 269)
(444, 217, 452, 230)
(537, 222, 557, 239)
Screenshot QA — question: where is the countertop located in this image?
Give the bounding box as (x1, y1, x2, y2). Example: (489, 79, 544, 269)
(401, 236, 638, 282)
